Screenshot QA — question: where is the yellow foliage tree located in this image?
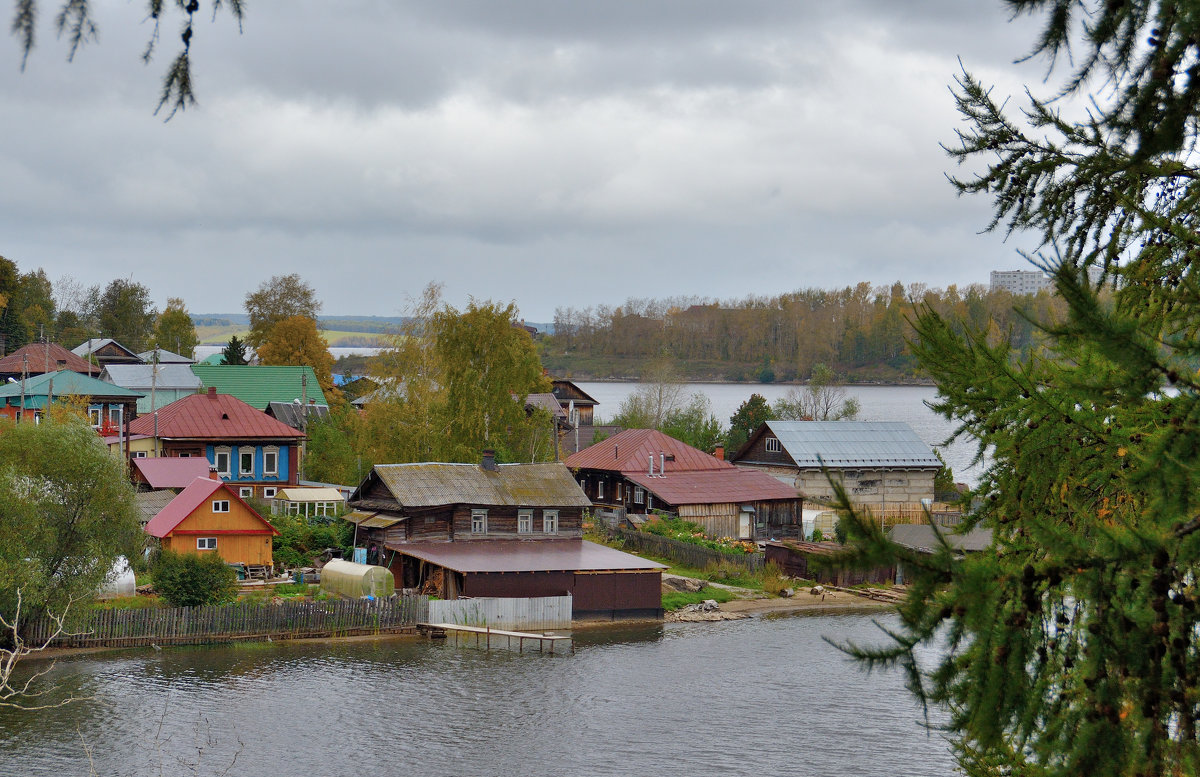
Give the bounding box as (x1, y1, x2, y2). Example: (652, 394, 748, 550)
(254, 315, 343, 405)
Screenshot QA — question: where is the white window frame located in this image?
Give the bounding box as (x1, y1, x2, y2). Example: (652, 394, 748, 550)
(616, 482, 622, 500)
(765, 437, 782, 453)
(196, 537, 217, 550)
(471, 509, 488, 534)
(596, 480, 604, 499)
(212, 500, 230, 513)
(213, 447, 231, 478)
(543, 509, 559, 534)
(109, 406, 121, 423)
(239, 449, 255, 477)
(262, 446, 279, 477)
(518, 509, 533, 534)
(88, 408, 101, 427)
(315, 502, 337, 516)
(263, 487, 277, 499)
(633, 487, 644, 505)
(239, 487, 253, 498)
(178, 452, 191, 458)
(133, 450, 148, 459)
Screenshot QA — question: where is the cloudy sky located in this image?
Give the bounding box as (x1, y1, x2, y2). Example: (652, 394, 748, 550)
(1, 1, 1050, 321)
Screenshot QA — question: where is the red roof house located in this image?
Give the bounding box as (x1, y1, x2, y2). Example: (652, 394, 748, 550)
(565, 428, 803, 541)
(0, 342, 102, 380)
(129, 387, 305, 500)
(146, 477, 279, 566)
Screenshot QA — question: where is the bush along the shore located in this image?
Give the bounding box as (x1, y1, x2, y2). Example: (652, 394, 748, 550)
(153, 550, 240, 607)
(642, 514, 758, 554)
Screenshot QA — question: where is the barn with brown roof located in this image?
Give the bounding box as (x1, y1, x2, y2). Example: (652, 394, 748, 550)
(565, 428, 804, 540)
(346, 452, 665, 620)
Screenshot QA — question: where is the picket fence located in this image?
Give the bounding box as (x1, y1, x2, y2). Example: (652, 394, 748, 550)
(28, 596, 430, 648)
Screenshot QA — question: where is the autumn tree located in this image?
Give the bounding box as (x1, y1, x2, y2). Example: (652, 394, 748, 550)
(153, 297, 199, 357)
(363, 284, 550, 464)
(95, 278, 156, 352)
(244, 274, 321, 350)
(255, 314, 341, 404)
(837, 3, 1200, 776)
(13, 268, 54, 343)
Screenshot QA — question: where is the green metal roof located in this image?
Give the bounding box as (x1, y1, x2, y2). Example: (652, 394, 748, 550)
(0, 370, 144, 406)
(190, 365, 329, 410)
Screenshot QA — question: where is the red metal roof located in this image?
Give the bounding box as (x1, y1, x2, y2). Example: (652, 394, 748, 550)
(133, 457, 215, 489)
(0, 342, 101, 376)
(129, 389, 305, 440)
(625, 467, 798, 506)
(564, 428, 730, 474)
(145, 477, 279, 538)
(388, 539, 666, 573)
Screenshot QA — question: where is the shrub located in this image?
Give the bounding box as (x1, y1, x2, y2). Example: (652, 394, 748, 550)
(152, 549, 239, 607)
(761, 561, 790, 596)
(811, 528, 825, 542)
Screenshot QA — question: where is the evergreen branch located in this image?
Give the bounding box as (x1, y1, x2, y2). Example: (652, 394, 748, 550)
(53, 0, 95, 62)
(11, 0, 34, 70)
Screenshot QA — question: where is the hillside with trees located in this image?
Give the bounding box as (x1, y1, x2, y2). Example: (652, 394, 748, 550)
(545, 283, 1067, 382)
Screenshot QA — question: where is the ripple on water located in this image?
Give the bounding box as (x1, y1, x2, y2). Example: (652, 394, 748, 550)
(0, 615, 953, 777)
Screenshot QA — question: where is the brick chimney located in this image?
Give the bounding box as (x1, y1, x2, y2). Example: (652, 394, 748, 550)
(481, 449, 497, 471)
(207, 386, 218, 399)
(713, 445, 725, 461)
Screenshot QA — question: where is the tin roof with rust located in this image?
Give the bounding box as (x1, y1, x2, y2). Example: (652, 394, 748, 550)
(624, 467, 798, 506)
(0, 342, 101, 377)
(390, 538, 665, 573)
(362, 462, 591, 509)
(565, 428, 729, 474)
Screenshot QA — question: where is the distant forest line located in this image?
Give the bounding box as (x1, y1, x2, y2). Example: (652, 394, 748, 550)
(541, 282, 1068, 383)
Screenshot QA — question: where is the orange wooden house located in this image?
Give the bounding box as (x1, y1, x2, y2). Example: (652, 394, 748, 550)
(145, 477, 279, 566)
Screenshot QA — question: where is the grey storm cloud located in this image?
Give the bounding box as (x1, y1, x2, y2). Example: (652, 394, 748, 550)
(0, 1, 1050, 319)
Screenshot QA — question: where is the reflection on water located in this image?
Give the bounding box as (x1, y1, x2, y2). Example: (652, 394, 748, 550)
(0, 614, 952, 777)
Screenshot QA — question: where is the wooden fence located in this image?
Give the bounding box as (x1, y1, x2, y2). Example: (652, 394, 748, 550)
(428, 596, 572, 631)
(608, 527, 764, 573)
(27, 596, 430, 648)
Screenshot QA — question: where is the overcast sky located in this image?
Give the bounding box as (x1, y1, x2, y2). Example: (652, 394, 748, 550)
(1, 1, 1052, 321)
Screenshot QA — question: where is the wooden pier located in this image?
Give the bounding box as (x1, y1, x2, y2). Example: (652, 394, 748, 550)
(418, 622, 573, 654)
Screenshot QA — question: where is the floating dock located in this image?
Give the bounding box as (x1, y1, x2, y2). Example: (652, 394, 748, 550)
(418, 622, 573, 654)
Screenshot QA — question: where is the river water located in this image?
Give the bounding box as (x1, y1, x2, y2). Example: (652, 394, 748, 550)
(0, 613, 953, 777)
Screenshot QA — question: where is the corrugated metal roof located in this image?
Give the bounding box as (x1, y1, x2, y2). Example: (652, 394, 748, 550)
(190, 365, 329, 410)
(128, 390, 305, 440)
(525, 392, 567, 419)
(102, 364, 204, 390)
(137, 348, 194, 364)
(0, 369, 143, 402)
(133, 457, 215, 489)
(625, 467, 798, 506)
(368, 462, 592, 509)
(276, 487, 344, 502)
(72, 339, 138, 359)
(392, 539, 666, 573)
(565, 428, 730, 473)
(0, 342, 101, 376)
(760, 421, 941, 469)
(265, 401, 331, 430)
(343, 511, 404, 529)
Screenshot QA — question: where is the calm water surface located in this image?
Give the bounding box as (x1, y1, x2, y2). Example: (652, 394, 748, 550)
(0, 613, 953, 777)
